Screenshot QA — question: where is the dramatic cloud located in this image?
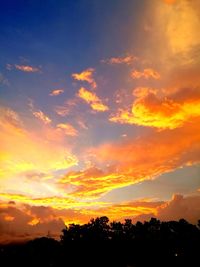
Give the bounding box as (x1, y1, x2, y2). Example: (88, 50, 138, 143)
(49, 89, 64, 96)
(102, 55, 136, 65)
(131, 68, 160, 79)
(33, 110, 52, 124)
(72, 68, 97, 89)
(77, 87, 109, 112)
(59, 114, 200, 198)
(110, 87, 200, 129)
(57, 123, 78, 137)
(1, 0, 200, 243)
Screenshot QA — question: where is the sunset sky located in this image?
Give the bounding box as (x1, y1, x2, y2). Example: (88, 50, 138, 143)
(0, 0, 200, 243)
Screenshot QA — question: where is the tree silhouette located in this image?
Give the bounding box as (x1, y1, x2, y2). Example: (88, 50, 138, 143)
(1, 217, 200, 267)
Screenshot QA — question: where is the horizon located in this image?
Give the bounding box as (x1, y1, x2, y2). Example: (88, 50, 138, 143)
(0, 0, 200, 244)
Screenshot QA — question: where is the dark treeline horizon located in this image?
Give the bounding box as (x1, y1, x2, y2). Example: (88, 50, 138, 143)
(0, 217, 200, 267)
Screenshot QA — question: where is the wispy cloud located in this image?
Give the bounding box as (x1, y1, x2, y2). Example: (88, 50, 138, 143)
(49, 89, 64, 96)
(15, 64, 40, 72)
(7, 64, 41, 73)
(0, 73, 9, 86)
(131, 68, 160, 79)
(55, 105, 70, 117)
(33, 110, 52, 124)
(77, 87, 109, 112)
(102, 55, 137, 65)
(72, 68, 97, 89)
(57, 123, 78, 137)
(54, 98, 78, 117)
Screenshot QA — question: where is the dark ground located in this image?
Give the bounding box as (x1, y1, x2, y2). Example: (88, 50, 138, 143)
(0, 217, 199, 267)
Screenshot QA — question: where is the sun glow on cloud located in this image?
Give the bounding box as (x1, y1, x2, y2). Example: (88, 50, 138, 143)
(77, 87, 109, 112)
(72, 68, 97, 89)
(0, 107, 78, 182)
(110, 87, 200, 129)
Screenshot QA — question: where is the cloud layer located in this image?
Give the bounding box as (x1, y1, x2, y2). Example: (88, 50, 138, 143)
(0, 194, 199, 243)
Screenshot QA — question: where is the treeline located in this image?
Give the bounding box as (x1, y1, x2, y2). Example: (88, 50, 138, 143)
(0, 217, 200, 267)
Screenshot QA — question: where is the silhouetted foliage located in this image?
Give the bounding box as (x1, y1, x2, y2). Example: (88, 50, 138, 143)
(0, 217, 200, 267)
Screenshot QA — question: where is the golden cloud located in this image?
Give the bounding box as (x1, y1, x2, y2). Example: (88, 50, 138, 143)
(72, 68, 97, 89)
(49, 89, 64, 96)
(0, 193, 108, 210)
(77, 87, 109, 112)
(110, 87, 200, 129)
(131, 68, 160, 79)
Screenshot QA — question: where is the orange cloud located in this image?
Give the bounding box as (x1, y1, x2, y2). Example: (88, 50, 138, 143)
(49, 89, 64, 96)
(14, 64, 40, 73)
(72, 68, 97, 89)
(102, 55, 137, 65)
(57, 123, 78, 137)
(110, 87, 200, 129)
(131, 68, 160, 79)
(77, 87, 109, 112)
(4, 215, 15, 221)
(59, 167, 128, 198)
(59, 113, 200, 198)
(33, 110, 52, 124)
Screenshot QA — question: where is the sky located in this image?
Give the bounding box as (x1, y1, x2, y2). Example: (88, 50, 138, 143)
(0, 0, 200, 243)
